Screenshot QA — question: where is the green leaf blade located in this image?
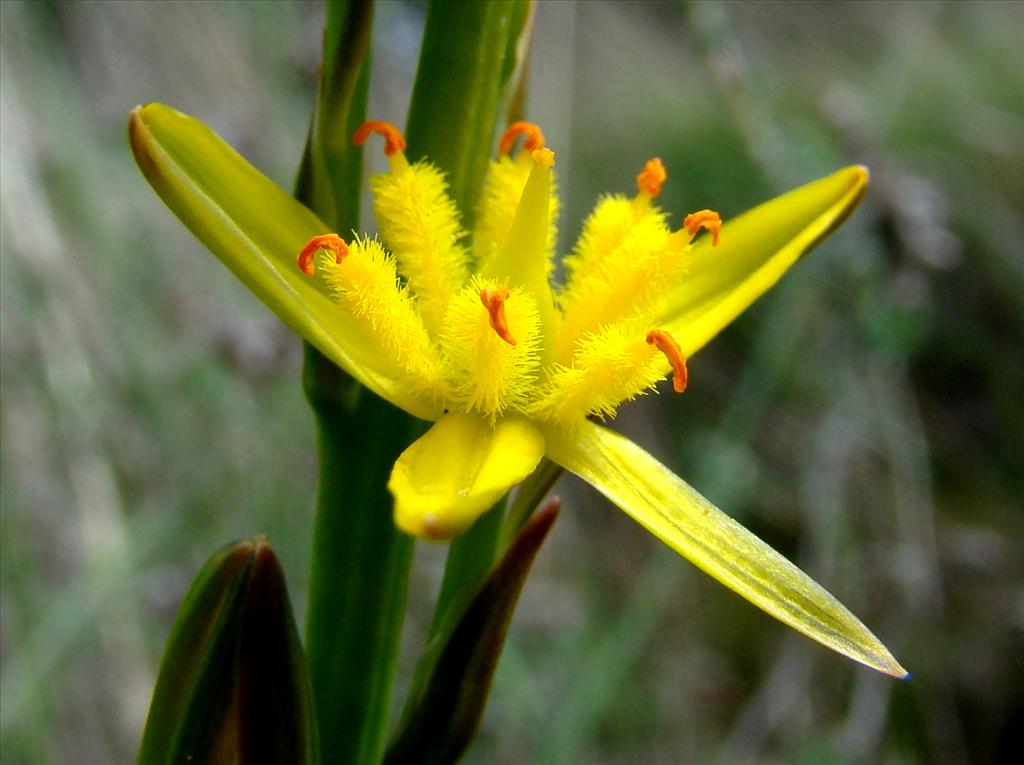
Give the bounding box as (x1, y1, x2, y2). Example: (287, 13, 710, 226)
(405, 0, 529, 226)
(138, 538, 317, 765)
(137, 541, 253, 764)
(385, 500, 560, 765)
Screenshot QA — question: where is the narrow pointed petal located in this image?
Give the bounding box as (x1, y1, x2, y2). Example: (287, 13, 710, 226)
(544, 421, 908, 677)
(389, 413, 545, 540)
(481, 151, 559, 355)
(129, 103, 439, 420)
(658, 166, 869, 357)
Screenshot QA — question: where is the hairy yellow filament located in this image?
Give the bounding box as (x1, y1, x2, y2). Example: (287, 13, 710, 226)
(530, 321, 666, 425)
(556, 199, 677, 362)
(319, 237, 444, 396)
(369, 161, 468, 335)
(439, 279, 541, 421)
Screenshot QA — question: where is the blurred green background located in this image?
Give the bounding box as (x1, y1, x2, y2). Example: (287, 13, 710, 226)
(2, 1, 1021, 763)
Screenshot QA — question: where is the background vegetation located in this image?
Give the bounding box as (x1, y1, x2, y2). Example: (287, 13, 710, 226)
(2, 1, 1021, 763)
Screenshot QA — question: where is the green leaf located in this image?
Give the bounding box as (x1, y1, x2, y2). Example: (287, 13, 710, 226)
(295, 5, 430, 764)
(137, 537, 317, 765)
(406, 0, 528, 227)
(500, 0, 534, 123)
(384, 500, 560, 765)
(307, 0, 373, 230)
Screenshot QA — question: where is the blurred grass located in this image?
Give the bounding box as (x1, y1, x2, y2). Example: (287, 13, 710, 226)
(1, 1, 1022, 764)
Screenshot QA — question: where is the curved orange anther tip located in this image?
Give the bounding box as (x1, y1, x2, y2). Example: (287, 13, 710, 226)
(480, 287, 517, 346)
(646, 329, 688, 393)
(352, 120, 406, 157)
(297, 234, 348, 276)
(683, 209, 722, 247)
(532, 147, 555, 168)
(499, 121, 546, 156)
(636, 157, 667, 197)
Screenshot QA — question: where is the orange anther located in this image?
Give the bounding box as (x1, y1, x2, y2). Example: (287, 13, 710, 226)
(480, 287, 516, 346)
(683, 209, 722, 247)
(636, 158, 667, 197)
(297, 234, 349, 276)
(499, 121, 546, 156)
(353, 120, 407, 157)
(646, 329, 688, 393)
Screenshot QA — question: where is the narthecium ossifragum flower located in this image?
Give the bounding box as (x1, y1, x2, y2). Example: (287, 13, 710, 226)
(299, 121, 719, 541)
(293, 119, 906, 677)
(128, 103, 905, 677)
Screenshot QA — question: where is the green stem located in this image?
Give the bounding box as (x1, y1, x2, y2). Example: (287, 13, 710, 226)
(303, 353, 424, 765)
(299, 3, 425, 763)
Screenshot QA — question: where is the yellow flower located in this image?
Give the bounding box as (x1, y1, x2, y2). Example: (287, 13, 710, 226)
(129, 105, 905, 677)
(299, 119, 903, 676)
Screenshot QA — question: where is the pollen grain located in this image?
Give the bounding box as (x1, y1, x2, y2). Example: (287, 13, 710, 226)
(532, 147, 556, 168)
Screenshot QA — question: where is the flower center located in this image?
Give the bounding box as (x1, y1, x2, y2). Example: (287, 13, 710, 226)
(295, 120, 723, 426)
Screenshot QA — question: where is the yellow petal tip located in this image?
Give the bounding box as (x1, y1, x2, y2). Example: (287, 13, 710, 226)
(878, 654, 910, 680)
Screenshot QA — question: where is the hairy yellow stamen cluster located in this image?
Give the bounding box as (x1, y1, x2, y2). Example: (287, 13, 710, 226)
(557, 195, 678, 362)
(302, 120, 718, 429)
